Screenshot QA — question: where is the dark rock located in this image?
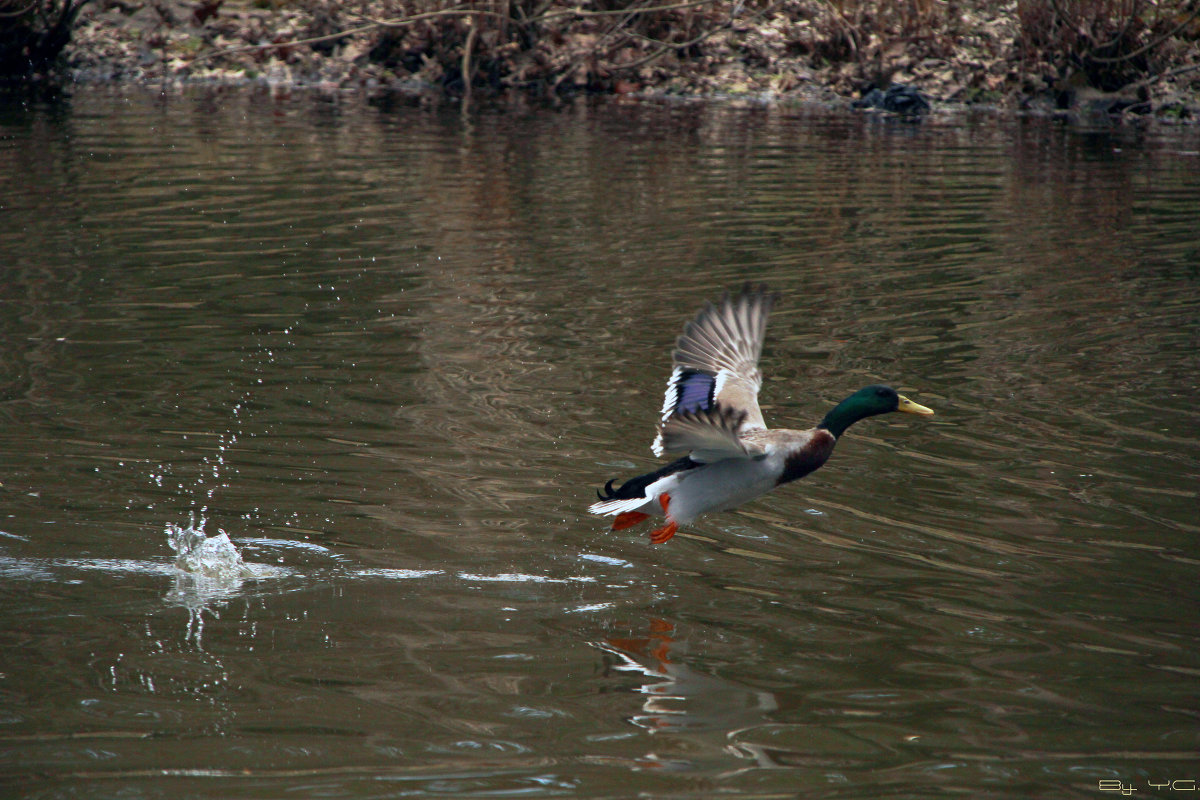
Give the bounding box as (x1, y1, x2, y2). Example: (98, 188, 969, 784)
(852, 83, 930, 115)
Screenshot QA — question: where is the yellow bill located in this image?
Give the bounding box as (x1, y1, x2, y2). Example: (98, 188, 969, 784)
(897, 395, 935, 416)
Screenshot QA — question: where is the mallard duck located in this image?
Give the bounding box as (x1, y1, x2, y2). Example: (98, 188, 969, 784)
(589, 284, 934, 544)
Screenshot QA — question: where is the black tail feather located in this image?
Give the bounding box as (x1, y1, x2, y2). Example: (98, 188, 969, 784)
(593, 456, 698, 503)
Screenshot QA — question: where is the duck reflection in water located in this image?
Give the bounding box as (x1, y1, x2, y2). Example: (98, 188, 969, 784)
(596, 618, 777, 736)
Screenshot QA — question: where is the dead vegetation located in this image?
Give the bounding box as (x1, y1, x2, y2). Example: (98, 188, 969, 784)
(6, 0, 1198, 118)
(1016, 0, 1200, 109)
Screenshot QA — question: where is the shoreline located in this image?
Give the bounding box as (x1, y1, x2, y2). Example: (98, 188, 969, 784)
(35, 1, 1200, 123)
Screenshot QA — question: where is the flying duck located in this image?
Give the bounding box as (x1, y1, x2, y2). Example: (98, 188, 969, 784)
(588, 284, 934, 544)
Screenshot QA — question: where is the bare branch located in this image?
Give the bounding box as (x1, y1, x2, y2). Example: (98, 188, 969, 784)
(0, 0, 39, 19)
(186, 23, 380, 66)
(1087, 1, 1200, 64)
(537, 0, 723, 22)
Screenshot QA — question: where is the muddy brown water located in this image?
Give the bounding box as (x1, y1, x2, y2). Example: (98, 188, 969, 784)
(1, 90, 1198, 799)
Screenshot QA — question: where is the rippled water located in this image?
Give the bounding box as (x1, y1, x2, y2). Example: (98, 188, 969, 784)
(1, 89, 1198, 799)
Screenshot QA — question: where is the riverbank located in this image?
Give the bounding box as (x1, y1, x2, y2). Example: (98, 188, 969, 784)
(57, 1, 1200, 121)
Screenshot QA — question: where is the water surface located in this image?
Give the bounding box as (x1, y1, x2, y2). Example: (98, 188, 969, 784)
(1, 90, 1198, 799)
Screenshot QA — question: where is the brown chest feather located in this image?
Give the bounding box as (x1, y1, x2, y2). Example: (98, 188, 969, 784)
(776, 430, 837, 486)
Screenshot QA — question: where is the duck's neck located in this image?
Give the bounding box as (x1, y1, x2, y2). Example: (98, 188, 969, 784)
(818, 396, 887, 438)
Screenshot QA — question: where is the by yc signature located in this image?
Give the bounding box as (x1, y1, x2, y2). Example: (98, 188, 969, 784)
(1100, 780, 1199, 795)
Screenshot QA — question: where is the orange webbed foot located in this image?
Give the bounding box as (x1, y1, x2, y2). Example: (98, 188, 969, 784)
(649, 493, 677, 544)
(648, 521, 678, 544)
(612, 511, 651, 531)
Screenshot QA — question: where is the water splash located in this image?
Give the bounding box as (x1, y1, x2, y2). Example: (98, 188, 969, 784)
(167, 515, 256, 581)
(164, 515, 282, 646)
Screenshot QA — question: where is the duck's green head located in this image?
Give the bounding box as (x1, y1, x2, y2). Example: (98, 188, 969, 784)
(818, 385, 934, 438)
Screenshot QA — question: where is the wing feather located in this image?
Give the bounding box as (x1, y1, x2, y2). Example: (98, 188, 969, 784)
(657, 406, 766, 463)
(653, 284, 777, 455)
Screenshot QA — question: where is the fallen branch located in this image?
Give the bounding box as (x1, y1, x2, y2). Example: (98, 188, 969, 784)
(185, 23, 378, 66)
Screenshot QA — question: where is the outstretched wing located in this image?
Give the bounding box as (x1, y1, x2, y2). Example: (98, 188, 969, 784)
(652, 284, 777, 456)
(657, 407, 766, 464)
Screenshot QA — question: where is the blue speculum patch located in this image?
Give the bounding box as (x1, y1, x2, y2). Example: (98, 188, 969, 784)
(675, 370, 715, 413)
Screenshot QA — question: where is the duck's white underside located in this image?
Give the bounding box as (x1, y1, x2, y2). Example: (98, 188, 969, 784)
(588, 449, 787, 526)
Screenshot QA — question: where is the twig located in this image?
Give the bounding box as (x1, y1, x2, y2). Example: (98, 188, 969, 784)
(187, 0, 731, 72)
(625, 18, 728, 51)
(189, 0, 738, 71)
(1130, 60, 1200, 90)
(823, 0, 863, 62)
(0, 0, 39, 19)
(461, 12, 478, 107)
(590, 0, 680, 58)
(537, 0, 722, 23)
(357, 6, 510, 29)
(187, 6, 508, 67)
(186, 23, 378, 65)
(1089, 0, 1141, 54)
(1087, 1, 1200, 64)
(611, 0, 781, 73)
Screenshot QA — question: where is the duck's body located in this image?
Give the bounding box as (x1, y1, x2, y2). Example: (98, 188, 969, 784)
(588, 285, 933, 544)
